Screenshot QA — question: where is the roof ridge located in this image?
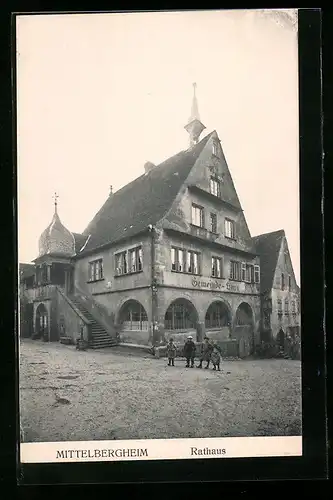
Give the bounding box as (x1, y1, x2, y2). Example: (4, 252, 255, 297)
(252, 228, 285, 240)
(80, 132, 211, 254)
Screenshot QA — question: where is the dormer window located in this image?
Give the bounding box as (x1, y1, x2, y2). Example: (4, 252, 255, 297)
(210, 176, 221, 197)
(212, 141, 219, 157)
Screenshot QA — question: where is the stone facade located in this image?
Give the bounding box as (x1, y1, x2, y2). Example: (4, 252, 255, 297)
(68, 132, 261, 355)
(260, 235, 300, 343)
(19, 115, 299, 358)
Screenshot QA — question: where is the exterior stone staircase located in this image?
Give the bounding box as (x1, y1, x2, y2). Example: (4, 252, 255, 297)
(69, 296, 117, 349)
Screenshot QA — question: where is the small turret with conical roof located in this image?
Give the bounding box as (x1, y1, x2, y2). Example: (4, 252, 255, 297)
(38, 193, 75, 257)
(184, 82, 206, 147)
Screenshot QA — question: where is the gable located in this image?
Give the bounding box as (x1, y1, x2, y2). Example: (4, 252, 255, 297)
(162, 131, 256, 254)
(252, 229, 284, 293)
(273, 236, 298, 291)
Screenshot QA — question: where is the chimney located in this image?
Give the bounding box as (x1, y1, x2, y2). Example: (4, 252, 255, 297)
(144, 161, 155, 174)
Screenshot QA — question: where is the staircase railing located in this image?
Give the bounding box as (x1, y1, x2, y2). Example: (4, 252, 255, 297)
(56, 286, 92, 342)
(73, 285, 117, 339)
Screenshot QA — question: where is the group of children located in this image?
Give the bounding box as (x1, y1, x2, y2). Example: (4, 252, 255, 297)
(166, 335, 221, 371)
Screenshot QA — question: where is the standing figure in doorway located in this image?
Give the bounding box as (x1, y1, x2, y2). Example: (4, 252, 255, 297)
(197, 336, 214, 369)
(183, 335, 196, 368)
(166, 338, 177, 367)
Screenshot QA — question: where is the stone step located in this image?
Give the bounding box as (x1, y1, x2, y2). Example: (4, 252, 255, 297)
(69, 295, 117, 349)
(90, 342, 117, 348)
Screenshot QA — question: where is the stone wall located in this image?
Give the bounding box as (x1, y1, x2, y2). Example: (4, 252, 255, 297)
(56, 290, 90, 344)
(74, 234, 151, 296)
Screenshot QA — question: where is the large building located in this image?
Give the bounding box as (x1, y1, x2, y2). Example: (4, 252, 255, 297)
(19, 85, 300, 357)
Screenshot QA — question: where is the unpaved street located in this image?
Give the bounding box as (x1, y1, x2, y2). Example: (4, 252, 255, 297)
(19, 339, 302, 442)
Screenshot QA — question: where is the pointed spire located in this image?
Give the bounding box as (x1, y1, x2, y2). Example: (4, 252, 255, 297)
(189, 82, 200, 122)
(184, 83, 206, 147)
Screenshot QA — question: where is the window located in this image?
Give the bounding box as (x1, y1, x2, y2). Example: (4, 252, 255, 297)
(171, 247, 184, 272)
(245, 264, 255, 283)
(281, 273, 285, 290)
(254, 265, 260, 284)
(277, 299, 283, 316)
(225, 218, 236, 239)
(230, 260, 241, 281)
(192, 204, 204, 227)
(210, 213, 217, 233)
(89, 259, 104, 281)
(171, 247, 200, 275)
(115, 246, 142, 276)
(212, 257, 223, 278)
(186, 250, 199, 274)
(284, 299, 289, 315)
(241, 262, 246, 282)
(230, 261, 258, 283)
(288, 275, 291, 291)
(116, 251, 127, 275)
(291, 301, 296, 314)
(128, 247, 143, 273)
(212, 141, 218, 156)
(210, 177, 221, 197)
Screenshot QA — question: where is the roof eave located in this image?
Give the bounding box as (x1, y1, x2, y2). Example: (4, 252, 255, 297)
(73, 227, 151, 260)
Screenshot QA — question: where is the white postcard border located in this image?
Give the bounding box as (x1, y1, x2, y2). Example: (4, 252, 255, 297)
(21, 436, 302, 464)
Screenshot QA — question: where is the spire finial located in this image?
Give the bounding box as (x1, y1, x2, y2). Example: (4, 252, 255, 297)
(53, 192, 59, 213)
(184, 83, 206, 146)
(110, 185, 113, 195)
(189, 81, 200, 123)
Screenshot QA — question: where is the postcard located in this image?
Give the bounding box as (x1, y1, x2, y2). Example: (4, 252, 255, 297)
(15, 8, 321, 483)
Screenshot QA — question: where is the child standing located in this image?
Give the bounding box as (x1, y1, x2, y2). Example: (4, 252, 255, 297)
(211, 346, 221, 371)
(183, 335, 196, 368)
(166, 338, 177, 366)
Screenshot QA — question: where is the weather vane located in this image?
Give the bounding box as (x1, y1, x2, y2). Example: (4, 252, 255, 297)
(53, 192, 59, 210)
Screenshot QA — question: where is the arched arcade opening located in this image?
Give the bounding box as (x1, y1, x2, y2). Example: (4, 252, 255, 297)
(205, 301, 231, 329)
(118, 300, 148, 332)
(35, 303, 49, 340)
(164, 298, 198, 332)
(234, 302, 254, 357)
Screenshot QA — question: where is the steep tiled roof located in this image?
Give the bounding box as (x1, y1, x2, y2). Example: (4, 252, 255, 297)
(80, 132, 213, 255)
(72, 233, 89, 254)
(19, 263, 35, 281)
(252, 229, 285, 293)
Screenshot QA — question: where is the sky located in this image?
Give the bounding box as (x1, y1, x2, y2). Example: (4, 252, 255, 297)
(16, 9, 300, 283)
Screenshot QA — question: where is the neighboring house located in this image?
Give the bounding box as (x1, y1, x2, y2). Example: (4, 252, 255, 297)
(19, 85, 297, 358)
(252, 229, 301, 347)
